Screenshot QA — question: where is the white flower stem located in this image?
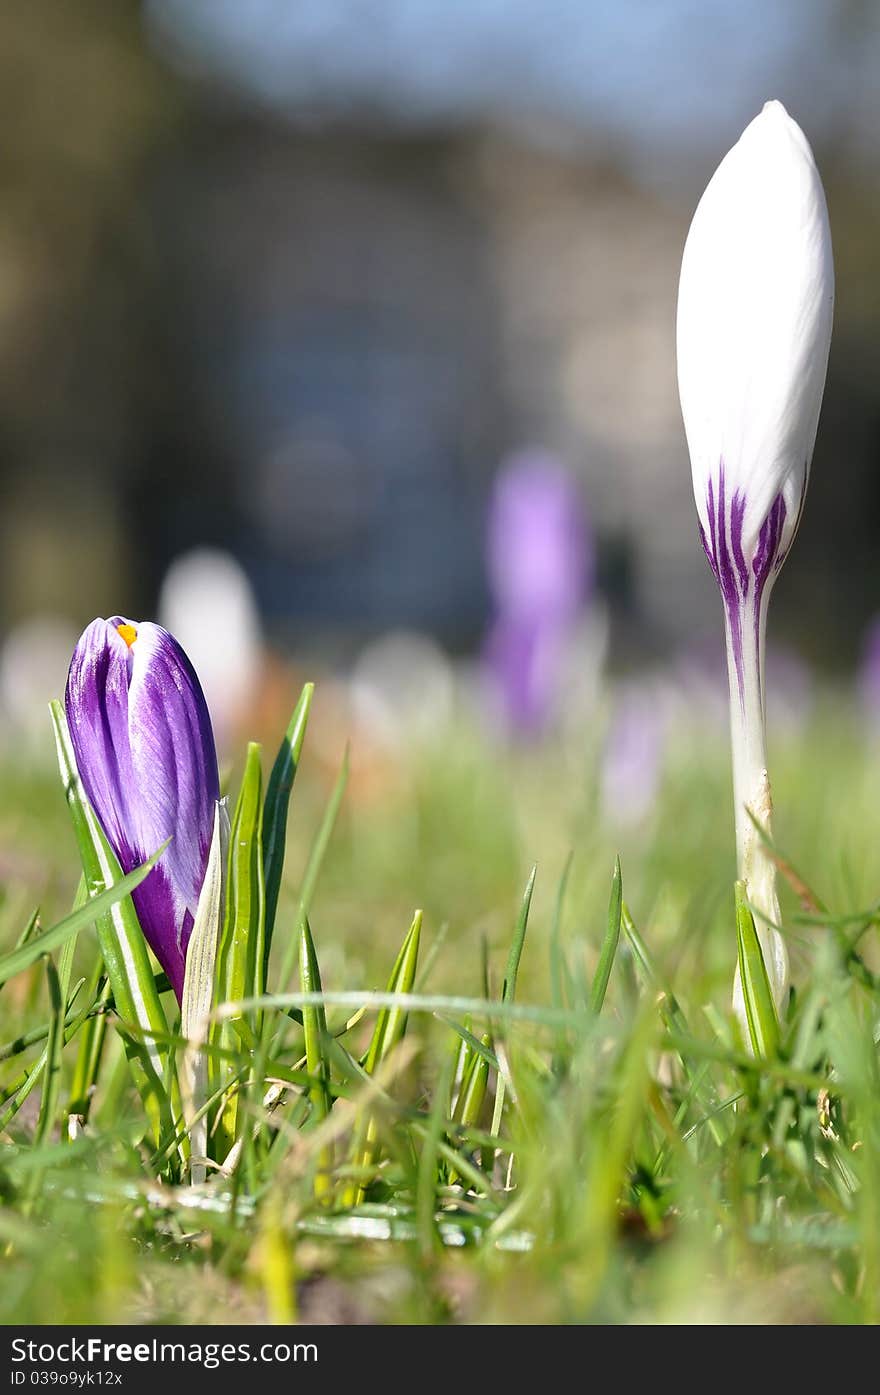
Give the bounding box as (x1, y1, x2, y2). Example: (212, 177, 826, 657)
(724, 589, 789, 1030)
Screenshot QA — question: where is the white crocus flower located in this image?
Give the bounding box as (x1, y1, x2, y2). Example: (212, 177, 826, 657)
(676, 101, 834, 1030)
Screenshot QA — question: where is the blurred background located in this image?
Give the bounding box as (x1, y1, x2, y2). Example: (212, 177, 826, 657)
(1, 0, 880, 752)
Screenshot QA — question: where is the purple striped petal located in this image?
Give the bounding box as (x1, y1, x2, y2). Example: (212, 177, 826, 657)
(65, 617, 219, 1001)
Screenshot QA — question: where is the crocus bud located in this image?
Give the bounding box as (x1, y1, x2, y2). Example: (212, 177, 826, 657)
(676, 101, 834, 1026)
(65, 617, 220, 1002)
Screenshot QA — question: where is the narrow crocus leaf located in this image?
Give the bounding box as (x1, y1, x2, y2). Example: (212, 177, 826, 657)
(14, 907, 41, 951)
(622, 901, 728, 1145)
(347, 910, 422, 1204)
(262, 683, 314, 969)
(502, 865, 537, 1004)
(215, 743, 264, 1146)
(32, 958, 64, 1151)
(590, 855, 622, 1015)
(271, 744, 350, 1040)
(490, 867, 536, 1141)
(219, 743, 265, 1016)
(364, 910, 422, 1076)
(299, 915, 333, 1199)
(50, 700, 172, 1136)
(735, 880, 781, 1059)
(22, 958, 66, 1209)
(677, 102, 833, 1029)
(181, 800, 229, 1183)
(447, 1033, 491, 1188)
(9, 881, 84, 1147)
(64, 616, 220, 1002)
(67, 959, 111, 1122)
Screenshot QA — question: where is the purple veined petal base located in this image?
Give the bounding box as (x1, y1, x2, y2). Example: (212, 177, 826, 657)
(698, 462, 805, 707)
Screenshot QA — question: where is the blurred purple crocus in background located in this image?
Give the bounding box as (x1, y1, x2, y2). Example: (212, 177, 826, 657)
(600, 683, 667, 828)
(484, 451, 592, 735)
(65, 617, 220, 1002)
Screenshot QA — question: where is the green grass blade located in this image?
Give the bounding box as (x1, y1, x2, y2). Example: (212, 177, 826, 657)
(441, 1017, 500, 1076)
(346, 910, 422, 1204)
(262, 683, 314, 966)
(32, 957, 64, 1152)
(447, 1033, 491, 1187)
(735, 880, 780, 1059)
(14, 906, 42, 950)
(417, 1051, 455, 1259)
(216, 744, 265, 1145)
(590, 855, 622, 1015)
(365, 910, 422, 1075)
(220, 743, 266, 1010)
(549, 852, 573, 1014)
(67, 964, 110, 1121)
(502, 865, 536, 1003)
(490, 866, 536, 1142)
(181, 802, 228, 1182)
(622, 900, 728, 1144)
(272, 744, 349, 1013)
(299, 915, 333, 1199)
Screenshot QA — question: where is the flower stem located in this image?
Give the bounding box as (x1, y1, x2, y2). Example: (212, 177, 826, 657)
(723, 590, 788, 1028)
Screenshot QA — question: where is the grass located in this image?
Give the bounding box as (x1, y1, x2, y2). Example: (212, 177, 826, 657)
(1, 679, 880, 1324)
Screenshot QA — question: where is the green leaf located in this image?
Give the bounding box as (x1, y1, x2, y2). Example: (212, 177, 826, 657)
(490, 866, 536, 1141)
(502, 865, 536, 1004)
(215, 744, 265, 1147)
(2, 891, 85, 1139)
(346, 910, 422, 1204)
(622, 900, 728, 1145)
(447, 1033, 491, 1188)
(417, 1051, 455, 1259)
(590, 855, 622, 1015)
(735, 880, 780, 1059)
(32, 958, 64, 1152)
(67, 960, 110, 1122)
(262, 683, 314, 967)
(441, 1017, 500, 1076)
(299, 914, 333, 1199)
(21, 956, 68, 1210)
(13, 906, 42, 951)
(181, 802, 229, 1182)
(364, 910, 422, 1076)
(270, 744, 349, 1015)
(549, 852, 574, 1014)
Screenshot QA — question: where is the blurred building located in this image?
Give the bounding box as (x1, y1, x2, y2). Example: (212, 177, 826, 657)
(1, 1, 879, 667)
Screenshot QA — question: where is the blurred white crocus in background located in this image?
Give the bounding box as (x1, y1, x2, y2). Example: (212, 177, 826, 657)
(677, 101, 834, 1028)
(159, 548, 263, 752)
(0, 615, 80, 756)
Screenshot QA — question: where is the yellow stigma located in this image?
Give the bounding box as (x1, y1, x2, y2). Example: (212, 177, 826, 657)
(116, 623, 137, 648)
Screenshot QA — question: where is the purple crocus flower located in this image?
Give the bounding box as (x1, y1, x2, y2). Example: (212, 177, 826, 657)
(484, 451, 592, 735)
(65, 617, 220, 1002)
